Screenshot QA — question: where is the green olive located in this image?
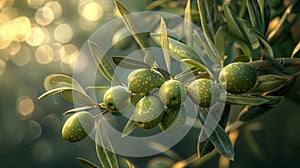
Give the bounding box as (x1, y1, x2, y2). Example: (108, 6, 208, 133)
(128, 68, 164, 95)
(134, 96, 164, 129)
(187, 78, 220, 107)
(159, 79, 187, 108)
(103, 86, 130, 112)
(219, 62, 257, 94)
(62, 112, 94, 143)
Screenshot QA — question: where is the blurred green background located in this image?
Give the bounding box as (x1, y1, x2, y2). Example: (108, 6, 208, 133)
(0, 0, 300, 167)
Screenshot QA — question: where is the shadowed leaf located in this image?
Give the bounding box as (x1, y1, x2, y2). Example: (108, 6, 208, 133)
(222, 93, 269, 106)
(114, 0, 149, 51)
(96, 117, 119, 168)
(64, 106, 96, 115)
(38, 87, 95, 106)
(121, 115, 137, 138)
(77, 157, 99, 168)
(250, 75, 289, 93)
(88, 41, 120, 85)
(184, 0, 193, 46)
(118, 158, 135, 168)
(247, 0, 263, 33)
(159, 17, 171, 73)
(112, 56, 150, 69)
(150, 33, 201, 62)
(198, 106, 235, 160)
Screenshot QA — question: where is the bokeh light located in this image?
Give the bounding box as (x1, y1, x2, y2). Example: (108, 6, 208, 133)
(35, 45, 54, 64)
(42, 113, 60, 135)
(26, 0, 44, 8)
(35, 6, 54, 26)
(31, 141, 52, 162)
(59, 44, 78, 65)
(25, 27, 45, 46)
(79, 1, 103, 22)
(16, 95, 35, 119)
(54, 24, 73, 43)
(0, 0, 14, 9)
(45, 1, 62, 19)
(11, 45, 31, 66)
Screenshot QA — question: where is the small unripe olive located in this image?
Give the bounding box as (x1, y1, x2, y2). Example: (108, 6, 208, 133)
(103, 86, 130, 112)
(134, 96, 164, 129)
(219, 62, 257, 94)
(159, 79, 187, 108)
(112, 27, 133, 50)
(128, 68, 164, 95)
(62, 112, 94, 143)
(187, 78, 220, 107)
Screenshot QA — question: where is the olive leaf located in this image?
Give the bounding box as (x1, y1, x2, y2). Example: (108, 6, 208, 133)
(184, 0, 193, 46)
(267, 1, 300, 45)
(38, 87, 95, 106)
(150, 33, 201, 62)
(197, 0, 215, 41)
(112, 56, 150, 69)
(95, 117, 119, 168)
(198, 104, 231, 157)
(88, 41, 121, 85)
(231, 55, 250, 63)
(250, 75, 289, 93)
(118, 158, 135, 168)
(257, 0, 271, 34)
(291, 41, 300, 58)
(221, 93, 269, 106)
(77, 157, 99, 168)
(223, 3, 251, 47)
(214, 26, 226, 63)
(249, 29, 274, 58)
(237, 96, 284, 122)
(64, 106, 96, 115)
(193, 31, 222, 66)
(43, 74, 85, 93)
(246, 0, 263, 33)
(198, 105, 235, 160)
(160, 17, 171, 73)
(181, 59, 208, 72)
(114, 0, 149, 52)
(121, 115, 137, 138)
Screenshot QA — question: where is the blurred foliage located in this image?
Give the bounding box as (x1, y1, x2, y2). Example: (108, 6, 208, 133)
(0, 0, 300, 168)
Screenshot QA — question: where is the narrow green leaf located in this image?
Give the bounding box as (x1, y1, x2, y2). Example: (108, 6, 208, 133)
(77, 157, 100, 168)
(267, 1, 300, 45)
(88, 41, 120, 85)
(222, 93, 269, 106)
(184, 0, 193, 46)
(43, 74, 85, 93)
(193, 31, 221, 67)
(118, 158, 135, 168)
(198, 139, 215, 157)
(214, 26, 226, 63)
(238, 106, 271, 122)
(246, 0, 263, 32)
(249, 29, 274, 58)
(112, 56, 150, 69)
(38, 87, 73, 100)
(64, 106, 96, 115)
(197, 0, 214, 41)
(61, 90, 95, 106)
(257, 0, 271, 34)
(223, 4, 251, 47)
(96, 118, 119, 168)
(250, 75, 289, 93)
(198, 106, 235, 160)
(181, 59, 208, 73)
(160, 17, 171, 73)
(39, 87, 95, 106)
(150, 33, 201, 62)
(291, 41, 300, 58)
(114, 0, 149, 51)
(121, 115, 137, 138)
